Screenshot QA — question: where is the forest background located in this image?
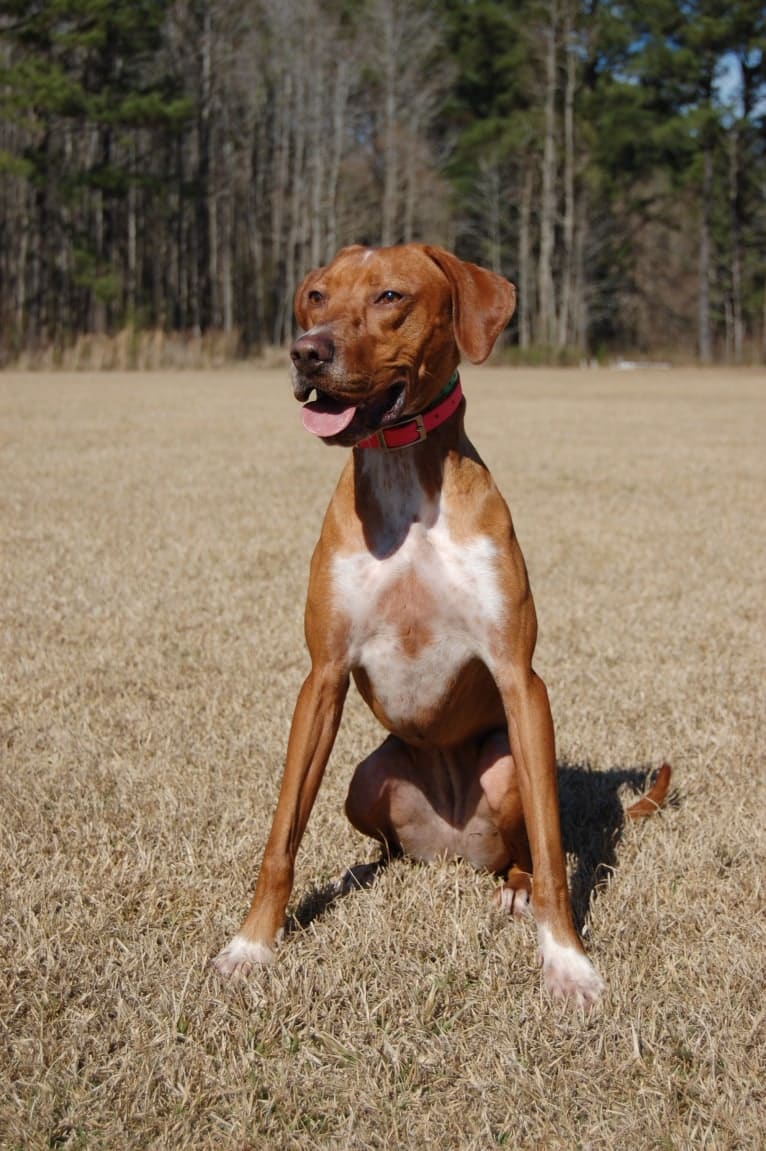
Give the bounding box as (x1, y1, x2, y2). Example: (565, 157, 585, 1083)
(0, 0, 764, 365)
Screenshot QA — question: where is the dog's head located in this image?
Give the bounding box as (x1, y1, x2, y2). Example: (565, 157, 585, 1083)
(290, 244, 516, 446)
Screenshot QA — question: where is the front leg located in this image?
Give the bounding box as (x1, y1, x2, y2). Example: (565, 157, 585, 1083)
(498, 665, 604, 1009)
(213, 663, 349, 977)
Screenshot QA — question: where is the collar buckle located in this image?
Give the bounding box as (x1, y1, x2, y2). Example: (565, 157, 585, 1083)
(376, 413, 427, 451)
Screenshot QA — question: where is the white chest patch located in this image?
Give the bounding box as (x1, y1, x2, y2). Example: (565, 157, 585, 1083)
(331, 471, 504, 728)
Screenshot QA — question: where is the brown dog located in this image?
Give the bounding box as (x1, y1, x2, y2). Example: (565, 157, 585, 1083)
(213, 244, 669, 1007)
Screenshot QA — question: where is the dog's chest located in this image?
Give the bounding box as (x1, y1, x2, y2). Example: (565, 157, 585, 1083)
(330, 486, 503, 724)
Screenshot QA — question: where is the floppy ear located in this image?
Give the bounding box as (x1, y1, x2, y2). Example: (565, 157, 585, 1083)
(423, 245, 516, 364)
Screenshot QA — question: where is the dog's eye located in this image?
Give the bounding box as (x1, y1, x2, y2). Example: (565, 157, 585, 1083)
(377, 290, 403, 304)
(308, 290, 324, 305)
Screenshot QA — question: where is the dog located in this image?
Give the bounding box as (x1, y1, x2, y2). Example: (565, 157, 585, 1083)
(212, 243, 670, 1007)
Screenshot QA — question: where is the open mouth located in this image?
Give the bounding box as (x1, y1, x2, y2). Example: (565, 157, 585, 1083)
(301, 384, 405, 442)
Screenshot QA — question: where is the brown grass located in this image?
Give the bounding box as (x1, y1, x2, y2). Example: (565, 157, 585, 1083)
(1, 366, 764, 1150)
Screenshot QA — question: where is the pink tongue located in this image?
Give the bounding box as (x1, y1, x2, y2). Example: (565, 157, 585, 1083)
(301, 397, 357, 438)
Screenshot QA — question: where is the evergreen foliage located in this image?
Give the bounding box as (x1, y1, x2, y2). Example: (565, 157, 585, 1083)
(0, 0, 763, 360)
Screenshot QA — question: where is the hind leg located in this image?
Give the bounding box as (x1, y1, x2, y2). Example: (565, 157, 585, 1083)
(475, 729, 533, 917)
(346, 728, 533, 901)
(345, 735, 458, 862)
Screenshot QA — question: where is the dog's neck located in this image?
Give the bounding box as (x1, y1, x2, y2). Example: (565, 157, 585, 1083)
(355, 372, 462, 452)
(351, 397, 468, 559)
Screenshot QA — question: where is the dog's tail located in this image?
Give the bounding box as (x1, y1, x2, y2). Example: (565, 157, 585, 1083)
(625, 762, 672, 820)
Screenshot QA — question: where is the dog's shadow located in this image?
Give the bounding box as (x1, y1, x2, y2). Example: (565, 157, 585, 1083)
(287, 764, 673, 938)
(557, 763, 674, 933)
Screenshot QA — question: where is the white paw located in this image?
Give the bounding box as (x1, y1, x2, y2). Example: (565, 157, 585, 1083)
(537, 925, 605, 1010)
(211, 933, 278, 979)
(494, 883, 531, 918)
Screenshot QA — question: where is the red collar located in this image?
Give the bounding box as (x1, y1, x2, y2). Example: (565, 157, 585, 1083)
(356, 374, 463, 451)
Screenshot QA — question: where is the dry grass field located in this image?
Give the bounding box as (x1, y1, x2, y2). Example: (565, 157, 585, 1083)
(1, 365, 764, 1150)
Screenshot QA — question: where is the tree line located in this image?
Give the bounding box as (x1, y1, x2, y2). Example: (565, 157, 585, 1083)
(1, 0, 764, 363)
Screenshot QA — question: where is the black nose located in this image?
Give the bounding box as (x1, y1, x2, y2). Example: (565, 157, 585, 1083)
(290, 330, 334, 374)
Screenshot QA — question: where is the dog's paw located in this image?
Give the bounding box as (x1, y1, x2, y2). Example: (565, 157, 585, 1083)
(211, 934, 278, 979)
(494, 867, 533, 918)
(493, 883, 531, 918)
(538, 926, 605, 1010)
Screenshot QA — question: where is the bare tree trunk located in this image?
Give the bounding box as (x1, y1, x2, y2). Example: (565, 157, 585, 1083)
(477, 158, 502, 273)
(557, 6, 575, 350)
(519, 165, 534, 350)
(308, 64, 324, 270)
(200, 6, 214, 329)
(698, 142, 713, 363)
(728, 128, 744, 363)
(29, 176, 43, 346)
(283, 72, 307, 344)
(250, 117, 268, 345)
(151, 191, 164, 329)
(93, 186, 106, 334)
(573, 188, 588, 352)
(271, 70, 292, 345)
(16, 189, 29, 341)
(723, 297, 733, 361)
(16, 230, 28, 340)
(175, 134, 186, 329)
(221, 130, 234, 334)
(325, 59, 349, 260)
(127, 136, 137, 321)
(403, 111, 419, 244)
(208, 181, 219, 328)
(381, 5, 398, 246)
(537, 0, 558, 348)
(248, 189, 264, 344)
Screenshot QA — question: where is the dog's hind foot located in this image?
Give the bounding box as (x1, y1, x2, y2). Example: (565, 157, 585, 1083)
(494, 866, 533, 919)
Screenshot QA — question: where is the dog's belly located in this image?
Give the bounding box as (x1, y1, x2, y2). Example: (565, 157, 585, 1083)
(333, 523, 505, 739)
